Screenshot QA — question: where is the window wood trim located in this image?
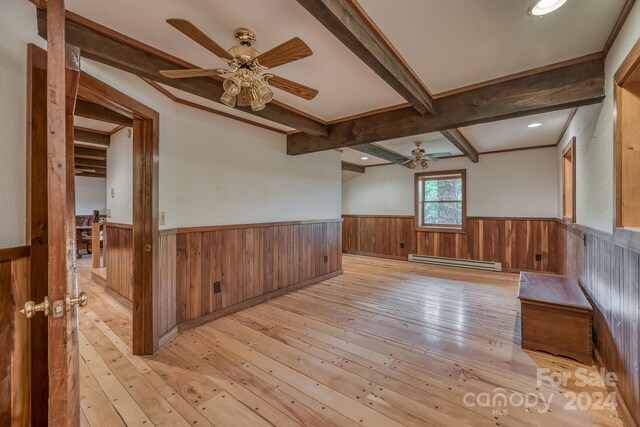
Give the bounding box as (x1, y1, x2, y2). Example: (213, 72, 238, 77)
(414, 169, 467, 233)
(562, 137, 576, 224)
(612, 36, 640, 253)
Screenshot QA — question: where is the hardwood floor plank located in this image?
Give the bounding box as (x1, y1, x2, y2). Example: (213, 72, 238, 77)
(75, 254, 622, 426)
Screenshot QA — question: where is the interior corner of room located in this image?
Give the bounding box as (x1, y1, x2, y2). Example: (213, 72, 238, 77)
(1, 0, 639, 426)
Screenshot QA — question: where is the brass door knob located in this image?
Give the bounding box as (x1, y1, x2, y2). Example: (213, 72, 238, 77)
(21, 296, 50, 318)
(65, 292, 89, 312)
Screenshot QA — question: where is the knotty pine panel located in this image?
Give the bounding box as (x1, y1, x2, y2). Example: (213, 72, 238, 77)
(417, 218, 559, 273)
(158, 233, 177, 338)
(342, 215, 415, 259)
(104, 223, 133, 302)
(343, 215, 558, 272)
(173, 220, 342, 327)
(560, 224, 640, 426)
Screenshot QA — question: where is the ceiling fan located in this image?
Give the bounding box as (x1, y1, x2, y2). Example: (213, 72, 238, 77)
(403, 142, 451, 169)
(159, 19, 318, 111)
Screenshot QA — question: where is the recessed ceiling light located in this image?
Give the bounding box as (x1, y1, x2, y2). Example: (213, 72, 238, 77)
(528, 122, 543, 128)
(529, 0, 567, 16)
(361, 157, 369, 160)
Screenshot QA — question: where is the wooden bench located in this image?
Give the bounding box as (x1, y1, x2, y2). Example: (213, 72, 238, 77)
(517, 272, 593, 364)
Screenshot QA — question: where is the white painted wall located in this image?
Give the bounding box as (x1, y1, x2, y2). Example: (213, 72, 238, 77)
(342, 147, 559, 218)
(106, 127, 133, 224)
(75, 176, 107, 215)
(0, 0, 341, 247)
(0, 0, 46, 247)
(558, 2, 640, 233)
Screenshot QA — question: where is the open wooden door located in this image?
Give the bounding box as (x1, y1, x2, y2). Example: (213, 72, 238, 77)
(22, 1, 85, 425)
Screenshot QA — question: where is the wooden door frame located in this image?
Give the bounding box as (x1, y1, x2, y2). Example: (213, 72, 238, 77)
(77, 72, 160, 355)
(561, 137, 576, 224)
(27, 46, 160, 360)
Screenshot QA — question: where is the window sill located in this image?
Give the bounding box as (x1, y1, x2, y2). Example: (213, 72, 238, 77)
(416, 226, 466, 234)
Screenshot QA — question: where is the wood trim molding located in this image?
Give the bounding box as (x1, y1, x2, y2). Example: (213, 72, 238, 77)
(603, 0, 637, 56)
(414, 169, 467, 232)
(141, 78, 289, 135)
(562, 137, 577, 223)
(342, 214, 414, 218)
(177, 269, 343, 333)
(0, 246, 30, 262)
(163, 219, 343, 235)
(615, 35, 640, 84)
(555, 107, 578, 146)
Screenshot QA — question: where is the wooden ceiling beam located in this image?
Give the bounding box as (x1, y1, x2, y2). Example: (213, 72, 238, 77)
(74, 127, 110, 147)
(350, 143, 409, 167)
(75, 99, 133, 126)
(74, 146, 106, 160)
(341, 161, 365, 173)
(35, 8, 328, 136)
(287, 57, 605, 154)
(440, 129, 478, 163)
(296, 0, 433, 114)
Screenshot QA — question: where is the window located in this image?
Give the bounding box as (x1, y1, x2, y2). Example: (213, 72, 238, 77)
(415, 170, 466, 231)
(562, 137, 576, 223)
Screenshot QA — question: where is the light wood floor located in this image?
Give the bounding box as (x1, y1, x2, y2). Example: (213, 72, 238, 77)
(77, 255, 623, 426)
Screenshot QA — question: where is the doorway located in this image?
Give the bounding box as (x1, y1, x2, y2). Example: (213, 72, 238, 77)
(26, 43, 159, 424)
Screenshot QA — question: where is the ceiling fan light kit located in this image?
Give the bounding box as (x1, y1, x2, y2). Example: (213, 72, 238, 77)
(161, 20, 317, 112)
(403, 142, 451, 169)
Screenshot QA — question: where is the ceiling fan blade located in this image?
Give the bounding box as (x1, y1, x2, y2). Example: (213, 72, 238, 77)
(159, 68, 223, 79)
(266, 74, 318, 100)
(166, 19, 233, 60)
(256, 37, 312, 69)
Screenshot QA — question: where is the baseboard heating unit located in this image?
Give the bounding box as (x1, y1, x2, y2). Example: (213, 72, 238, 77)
(408, 254, 502, 272)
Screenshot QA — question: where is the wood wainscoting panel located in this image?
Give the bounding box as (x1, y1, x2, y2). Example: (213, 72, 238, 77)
(158, 233, 177, 340)
(342, 215, 415, 259)
(560, 224, 640, 426)
(343, 215, 558, 272)
(169, 220, 342, 331)
(104, 223, 133, 304)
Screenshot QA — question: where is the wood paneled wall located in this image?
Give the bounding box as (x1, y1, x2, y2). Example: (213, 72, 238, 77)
(158, 233, 177, 341)
(559, 224, 640, 425)
(342, 215, 415, 259)
(343, 215, 559, 273)
(0, 247, 31, 426)
(165, 220, 342, 331)
(104, 223, 133, 304)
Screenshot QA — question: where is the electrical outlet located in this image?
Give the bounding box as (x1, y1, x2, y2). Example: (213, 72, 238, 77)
(535, 253, 542, 262)
(400, 242, 405, 249)
(213, 281, 221, 294)
(159, 211, 166, 226)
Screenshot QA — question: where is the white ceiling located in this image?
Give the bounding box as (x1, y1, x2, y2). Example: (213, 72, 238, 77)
(342, 108, 575, 165)
(65, 0, 404, 121)
(74, 116, 118, 133)
(461, 109, 572, 152)
(357, 0, 626, 93)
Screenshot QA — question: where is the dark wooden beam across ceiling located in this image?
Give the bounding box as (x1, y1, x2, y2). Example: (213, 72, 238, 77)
(74, 128, 110, 147)
(287, 57, 605, 155)
(350, 143, 409, 167)
(440, 129, 478, 163)
(75, 99, 133, 126)
(341, 161, 365, 173)
(74, 146, 106, 160)
(296, 0, 433, 114)
(35, 8, 328, 136)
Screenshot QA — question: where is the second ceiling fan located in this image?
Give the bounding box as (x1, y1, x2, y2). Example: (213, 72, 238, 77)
(160, 19, 318, 111)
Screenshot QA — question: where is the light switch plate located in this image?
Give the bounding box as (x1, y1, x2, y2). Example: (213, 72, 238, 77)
(110, 188, 115, 198)
(107, 208, 112, 218)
